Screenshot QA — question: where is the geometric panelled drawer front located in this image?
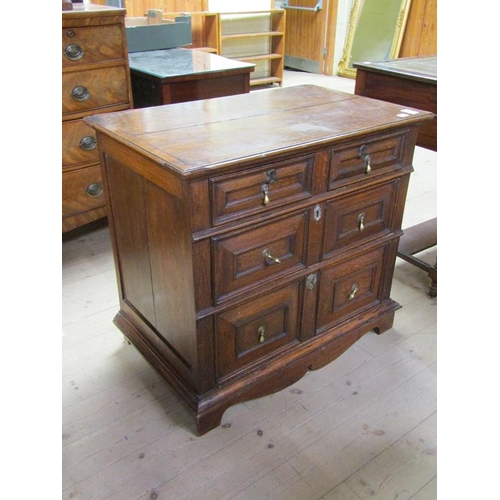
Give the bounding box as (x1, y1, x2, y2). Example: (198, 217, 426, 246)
(322, 179, 400, 258)
(212, 210, 309, 302)
(316, 244, 388, 335)
(211, 155, 314, 225)
(329, 132, 405, 189)
(215, 280, 302, 379)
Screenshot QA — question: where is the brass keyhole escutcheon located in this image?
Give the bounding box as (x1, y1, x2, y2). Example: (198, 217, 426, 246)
(265, 168, 277, 184)
(348, 283, 359, 300)
(258, 326, 266, 343)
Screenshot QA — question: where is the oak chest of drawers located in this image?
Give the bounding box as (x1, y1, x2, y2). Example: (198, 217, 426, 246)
(85, 85, 433, 435)
(62, 4, 133, 233)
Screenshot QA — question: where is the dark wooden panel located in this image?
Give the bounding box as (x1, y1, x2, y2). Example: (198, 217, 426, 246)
(105, 156, 156, 326)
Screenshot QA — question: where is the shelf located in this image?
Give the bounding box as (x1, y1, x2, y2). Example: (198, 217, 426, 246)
(221, 31, 284, 40)
(236, 53, 283, 62)
(249, 76, 282, 86)
(219, 10, 286, 87)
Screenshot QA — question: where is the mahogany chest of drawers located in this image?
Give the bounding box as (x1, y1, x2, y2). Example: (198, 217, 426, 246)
(85, 85, 433, 435)
(62, 4, 133, 233)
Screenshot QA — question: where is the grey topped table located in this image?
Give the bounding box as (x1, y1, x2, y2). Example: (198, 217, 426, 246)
(354, 56, 437, 296)
(129, 48, 255, 107)
(354, 56, 436, 151)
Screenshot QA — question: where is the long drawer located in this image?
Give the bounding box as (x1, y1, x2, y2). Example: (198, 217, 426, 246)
(62, 65, 130, 116)
(62, 24, 124, 67)
(62, 119, 99, 168)
(62, 165, 105, 217)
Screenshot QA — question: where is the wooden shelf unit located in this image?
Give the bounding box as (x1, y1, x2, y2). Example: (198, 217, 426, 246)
(218, 10, 285, 87)
(164, 11, 219, 53)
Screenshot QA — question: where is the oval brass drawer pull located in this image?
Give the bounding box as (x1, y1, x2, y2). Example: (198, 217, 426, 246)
(64, 43, 84, 61)
(86, 182, 103, 198)
(71, 85, 91, 102)
(79, 135, 97, 151)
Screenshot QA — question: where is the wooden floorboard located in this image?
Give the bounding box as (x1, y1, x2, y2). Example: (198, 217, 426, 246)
(62, 71, 437, 500)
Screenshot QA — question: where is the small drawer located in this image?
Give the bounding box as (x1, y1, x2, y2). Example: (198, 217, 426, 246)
(62, 25, 124, 67)
(212, 211, 308, 302)
(211, 155, 314, 226)
(62, 65, 129, 116)
(62, 119, 99, 168)
(216, 281, 302, 379)
(316, 244, 387, 333)
(322, 180, 399, 259)
(62, 165, 105, 217)
(329, 132, 405, 189)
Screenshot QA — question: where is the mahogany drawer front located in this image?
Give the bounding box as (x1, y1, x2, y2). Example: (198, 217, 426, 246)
(62, 165, 105, 217)
(322, 180, 399, 258)
(317, 244, 387, 333)
(329, 132, 405, 189)
(62, 25, 124, 67)
(211, 156, 314, 226)
(215, 281, 302, 379)
(62, 119, 99, 168)
(212, 211, 308, 302)
(62, 65, 129, 116)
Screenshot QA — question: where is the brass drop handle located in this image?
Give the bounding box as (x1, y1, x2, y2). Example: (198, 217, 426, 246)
(358, 212, 365, 232)
(262, 184, 270, 206)
(258, 326, 266, 343)
(348, 283, 359, 300)
(262, 248, 281, 264)
(364, 154, 372, 174)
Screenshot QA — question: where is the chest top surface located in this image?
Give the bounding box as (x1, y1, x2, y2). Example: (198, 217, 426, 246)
(85, 85, 434, 177)
(62, 3, 125, 17)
